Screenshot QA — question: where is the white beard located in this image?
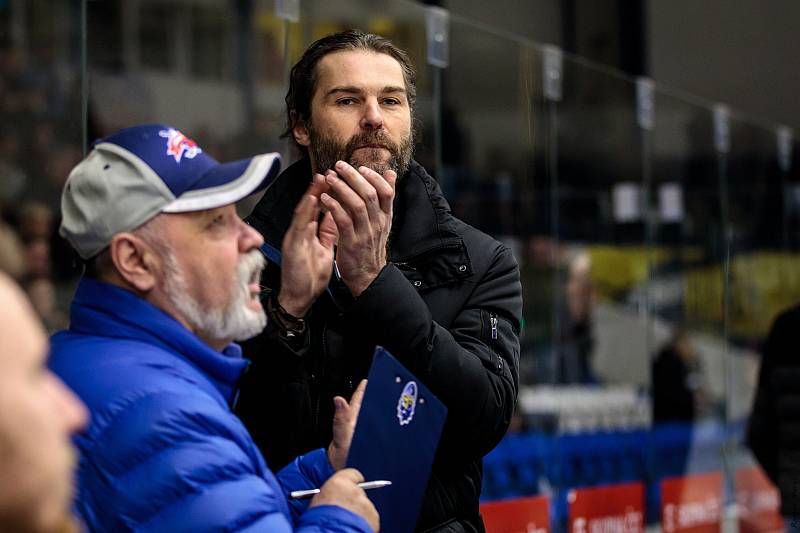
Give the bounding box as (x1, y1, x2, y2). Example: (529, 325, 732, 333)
(161, 249, 267, 343)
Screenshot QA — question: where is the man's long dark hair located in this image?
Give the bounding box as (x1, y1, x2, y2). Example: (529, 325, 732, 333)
(282, 29, 417, 153)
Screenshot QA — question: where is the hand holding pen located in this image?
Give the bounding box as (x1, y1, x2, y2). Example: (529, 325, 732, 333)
(307, 468, 380, 531)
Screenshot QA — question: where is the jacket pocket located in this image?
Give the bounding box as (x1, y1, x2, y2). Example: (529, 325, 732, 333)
(477, 310, 505, 376)
(394, 239, 472, 292)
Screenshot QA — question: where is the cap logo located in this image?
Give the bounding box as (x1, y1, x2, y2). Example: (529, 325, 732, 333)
(159, 128, 202, 163)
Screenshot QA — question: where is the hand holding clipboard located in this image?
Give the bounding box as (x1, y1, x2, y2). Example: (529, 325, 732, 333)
(345, 347, 448, 533)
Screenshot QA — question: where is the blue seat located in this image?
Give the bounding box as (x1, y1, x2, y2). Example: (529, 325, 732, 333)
(482, 437, 516, 500)
(506, 433, 541, 495)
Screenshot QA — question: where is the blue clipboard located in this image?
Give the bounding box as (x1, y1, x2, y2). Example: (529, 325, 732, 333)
(346, 347, 448, 533)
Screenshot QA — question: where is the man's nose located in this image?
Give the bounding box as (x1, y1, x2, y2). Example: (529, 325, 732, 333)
(360, 100, 384, 130)
(239, 218, 264, 252)
(48, 373, 89, 433)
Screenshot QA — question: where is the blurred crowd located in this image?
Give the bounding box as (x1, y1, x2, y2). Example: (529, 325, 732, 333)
(0, 44, 84, 331)
(0, 42, 286, 332)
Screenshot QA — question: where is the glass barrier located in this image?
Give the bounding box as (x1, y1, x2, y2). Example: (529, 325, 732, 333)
(649, 90, 729, 532)
(0, 0, 84, 329)
(547, 51, 652, 531)
(84, 0, 302, 216)
(86, 0, 292, 155)
(441, 15, 543, 385)
(0, 1, 796, 531)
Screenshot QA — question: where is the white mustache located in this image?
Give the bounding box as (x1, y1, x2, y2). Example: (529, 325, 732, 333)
(238, 249, 265, 289)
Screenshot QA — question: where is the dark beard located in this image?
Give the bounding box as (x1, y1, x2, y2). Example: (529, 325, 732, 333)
(307, 126, 413, 177)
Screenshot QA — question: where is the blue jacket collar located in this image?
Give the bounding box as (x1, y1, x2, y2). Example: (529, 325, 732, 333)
(69, 278, 249, 404)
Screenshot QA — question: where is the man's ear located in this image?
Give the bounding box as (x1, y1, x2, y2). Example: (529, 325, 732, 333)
(292, 112, 311, 147)
(108, 233, 159, 292)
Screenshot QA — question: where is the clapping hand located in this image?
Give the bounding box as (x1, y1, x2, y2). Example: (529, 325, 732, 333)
(319, 161, 397, 297)
(278, 175, 339, 317)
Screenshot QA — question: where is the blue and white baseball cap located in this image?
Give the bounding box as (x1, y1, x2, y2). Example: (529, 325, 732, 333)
(60, 124, 281, 259)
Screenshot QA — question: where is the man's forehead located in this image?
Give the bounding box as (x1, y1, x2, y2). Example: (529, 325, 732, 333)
(314, 50, 406, 91)
(0, 278, 46, 371)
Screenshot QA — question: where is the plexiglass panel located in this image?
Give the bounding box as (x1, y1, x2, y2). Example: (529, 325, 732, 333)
(1, 1, 796, 531)
(546, 52, 653, 531)
(86, 0, 291, 158)
(441, 17, 543, 392)
(0, 0, 84, 326)
(649, 90, 729, 532)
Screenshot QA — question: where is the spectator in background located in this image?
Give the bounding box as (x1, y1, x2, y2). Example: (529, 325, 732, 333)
(17, 202, 56, 284)
(652, 330, 704, 423)
(23, 237, 51, 278)
(41, 143, 82, 206)
(748, 305, 800, 529)
(50, 124, 377, 532)
(18, 201, 54, 241)
(0, 128, 28, 206)
(0, 214, 24, 279)
(24, 276, 67, 332)
(555, 252, 597, 384)
(0, 272, 88, 533)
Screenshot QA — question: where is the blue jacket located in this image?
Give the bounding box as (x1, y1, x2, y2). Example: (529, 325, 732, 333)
(50, 278, 371, 533)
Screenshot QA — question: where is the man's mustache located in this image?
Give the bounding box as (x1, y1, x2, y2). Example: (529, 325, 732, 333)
(238, 249, 265, 289)
(345, 131, 399, 157)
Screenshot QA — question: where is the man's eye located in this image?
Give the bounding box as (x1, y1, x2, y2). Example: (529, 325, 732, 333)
(210, 215, 225, 226)
(383, 98, 401, 105)
(336, 98, 357, 106)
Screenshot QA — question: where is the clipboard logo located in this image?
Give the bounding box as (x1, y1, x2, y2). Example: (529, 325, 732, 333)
(397, 381, 418, 426)
(348, 348, 448, 533)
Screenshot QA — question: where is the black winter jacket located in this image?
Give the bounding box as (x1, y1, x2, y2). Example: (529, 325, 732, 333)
(747, 304, 800, 517)
(237, 158, 522, 532)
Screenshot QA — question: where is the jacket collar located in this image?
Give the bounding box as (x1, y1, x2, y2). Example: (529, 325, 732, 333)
(388, 160, 464, 263)
(68, 278, 249, 405)
(247, 157, 464, 263)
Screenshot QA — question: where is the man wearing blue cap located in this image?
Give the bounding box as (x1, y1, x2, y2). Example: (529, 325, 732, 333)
(49, 124, 379, 532)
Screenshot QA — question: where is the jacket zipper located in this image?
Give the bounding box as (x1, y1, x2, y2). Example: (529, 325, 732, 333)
(490, 312, 503, 373)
